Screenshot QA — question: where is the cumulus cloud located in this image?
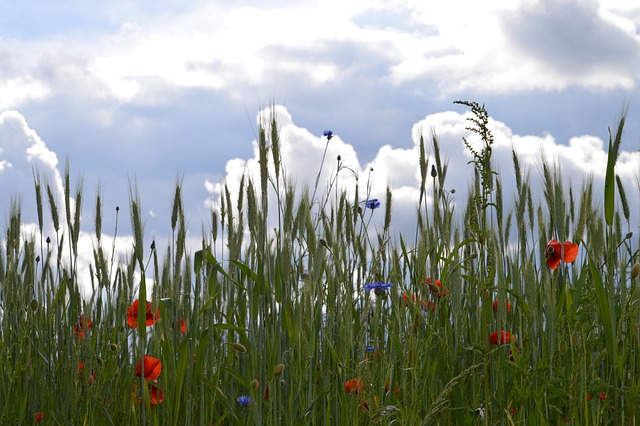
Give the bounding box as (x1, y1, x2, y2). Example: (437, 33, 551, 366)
(0, 111, 148, 299)
(0, 111, 64, 210)
(206, 105, 640, 242)
(498, 0, 640, 88)
(1, 0, 638, 109)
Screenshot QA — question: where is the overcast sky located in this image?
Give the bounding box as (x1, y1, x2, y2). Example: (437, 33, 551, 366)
(1, 0, 640, 291)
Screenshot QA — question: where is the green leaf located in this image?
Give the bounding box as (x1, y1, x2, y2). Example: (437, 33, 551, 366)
(587, 251, 620, 378)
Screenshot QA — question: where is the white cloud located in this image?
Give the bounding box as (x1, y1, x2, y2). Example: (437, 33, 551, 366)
(0, 111, 63, 199)
(1, 0, 638, 109)
(0, 78, 51, 111)
(208, 105, 640, 242)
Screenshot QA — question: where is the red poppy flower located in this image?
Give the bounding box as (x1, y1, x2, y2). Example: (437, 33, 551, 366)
(132, 382, 164, 406)
(127, 299, 160, 328)
(35, 412, 45, 422)
(490, 330, 516, 345)
(425, 278, 449, 298)
(403, 293, 435, 312)
(73, 315, 93, 339)
(135, 355, 162, 381)
(402, 292, 417, 305)
(492, 299, 511, 313)
(171, 317, 187, 334)
(384, 380, 400, 395)
(78, 362, 96, 379)
(599, 392, 607, 401)
(264, 386, 269, 400)
(345, 378, 365, 394)
(545, 240, 579, 269)
(148, 383, 163, 406)
(509, 346, 520, 362)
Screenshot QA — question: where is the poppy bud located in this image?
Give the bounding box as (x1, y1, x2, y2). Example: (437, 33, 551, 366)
(450, 189, 456, 194)
(232, 343, 247, 353)
(571, 331, 580, 347)
(30, 299, 39, 312)
(426, 280, 440, 295)
(279, 379, 285, 387)
(87, 375, 95, 386)
(110, 343, 118, 352)
(251, 378, 259, 389)
(319, 239, 328, 248)
(625, 232, 633, 240)
(559, 340, 568, 355)
(431, 165, 437, 178)
(46, 236, 51, 244)
(273, 363, 285, 378)
(631, 263, 640, 279)
(337, 155, 341, 162)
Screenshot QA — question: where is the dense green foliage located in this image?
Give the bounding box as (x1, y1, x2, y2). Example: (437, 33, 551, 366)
(1, 103, 639, 425)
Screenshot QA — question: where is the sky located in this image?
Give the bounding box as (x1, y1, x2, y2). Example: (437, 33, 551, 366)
(1, 0, 640, 293)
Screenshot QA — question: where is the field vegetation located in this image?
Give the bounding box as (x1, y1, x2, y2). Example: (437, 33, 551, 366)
(1, 101, 639, 425)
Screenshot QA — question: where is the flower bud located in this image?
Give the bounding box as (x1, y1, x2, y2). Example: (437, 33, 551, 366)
(87, 375, 95, 386)
(570, 331, 580, 347)
(110, 343, 118, 352)
(273, 363, 285, 378)
(631, 263, 640, 279)
(426, 280, 440, 295)
(251, 378, 259, 389)
(558, 340, 568, 355)
(30, 299, 39, 312)
(232, 342, 247, 353)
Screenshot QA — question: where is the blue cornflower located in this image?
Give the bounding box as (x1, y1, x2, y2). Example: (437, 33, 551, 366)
(323, 130, 333, 140)
(237, 395, 252, 406)
(365, 199, 380, 209)
(364, 282, 393, 292)
(365, 345, 375, 352)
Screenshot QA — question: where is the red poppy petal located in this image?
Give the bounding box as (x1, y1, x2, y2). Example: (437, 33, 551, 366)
(546, 256, 561, 269)
(562, 241, 579, 263)
(490, 332, 498, 344)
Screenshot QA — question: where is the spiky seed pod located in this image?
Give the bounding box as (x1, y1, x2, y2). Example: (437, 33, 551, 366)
(95, 192, 102, 241)
(615, 174, 630, 223)
(384, 186, 392, 232)
(211, 211, 218, 242)
(270, 111, 281, 181)
(46, 184, 60, 233)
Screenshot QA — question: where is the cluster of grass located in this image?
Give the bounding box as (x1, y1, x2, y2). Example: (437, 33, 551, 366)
(1, 102, 639, 425)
